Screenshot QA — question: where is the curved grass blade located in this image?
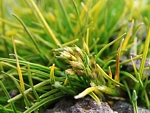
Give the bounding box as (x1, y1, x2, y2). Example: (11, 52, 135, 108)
(0, 18, 44, 34)
(74, 87, 96, 99)
(12, 14, 46, 60)
(89, 92, 101, 105)
(96, 33, 126, 59)
(102, 60, 116, 69)
(96, 64, 125, 89)
(120, 71, 139, 83)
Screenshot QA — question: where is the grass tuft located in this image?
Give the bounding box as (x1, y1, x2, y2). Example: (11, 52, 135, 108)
(1, 0, 150, 112)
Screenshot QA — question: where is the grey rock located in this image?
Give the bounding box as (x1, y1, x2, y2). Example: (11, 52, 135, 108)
(45, 97, 150, 113)
(112, 101, 150, 113)
(69, 97, 114, 113)
(121, 53, 150, 76)
(45, 97, 75, 113)
(45, 96, 114, 113)
(9, 89, 18, 98)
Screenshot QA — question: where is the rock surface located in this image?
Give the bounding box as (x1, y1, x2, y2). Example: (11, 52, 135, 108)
(112, 101, 150, 113)
(45, 96, 114, 113)
(45, 97, 150, 113)
(69, 97, 114, 113)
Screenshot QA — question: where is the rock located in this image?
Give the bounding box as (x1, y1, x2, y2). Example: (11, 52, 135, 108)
(44, 97, 76, 113)
(45, 96, 114, 113)
(9, 89, 18, 98)
(45, 97, 150, 113)
(112, 101, 150, 113)
(69, 97, 114, 113)
(121, 53, 150, 77)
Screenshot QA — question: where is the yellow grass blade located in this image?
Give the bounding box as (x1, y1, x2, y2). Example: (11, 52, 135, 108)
(27, 0, 61, 46)
(12, 37, 25, 92)
(122, 19, 134, 51)
(50, 64, 55, 84)
(74, 87, 96, 99)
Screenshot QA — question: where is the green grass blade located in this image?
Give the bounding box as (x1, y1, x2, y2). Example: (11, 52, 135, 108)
(23, 92, 64, 113)
(97, 85, 121, 96)
(0, 105, 9, 113)
(58, 0, 74, 35)
(96, 33, 126, 59)
(72, 0, 81, 31)
(120, 71, 139, 83)
(0, 18, 44, 34)
(7, 74, 31, 108)
(139, 26, 150, 79)
(144, 89, 150, 109)
(1, 0, 9, 57)
(0, 81, 17, 113)
(27, 63, 40, 101)
(8, 80, 50, 103)
(131, 90, 138, 113)
(39, 89, 59, 98)
(96, 64, 125, 89)
(123, 81, 131, 100)
(12, 14, 46, 60)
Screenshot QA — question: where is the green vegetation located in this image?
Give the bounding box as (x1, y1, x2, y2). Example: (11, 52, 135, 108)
(0, 0, 150, 113)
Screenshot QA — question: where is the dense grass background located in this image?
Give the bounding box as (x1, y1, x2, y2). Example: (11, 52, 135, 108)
(0, 0, 150, 112)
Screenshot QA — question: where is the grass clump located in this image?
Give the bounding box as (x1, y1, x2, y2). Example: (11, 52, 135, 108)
(0, 0, 150, 113)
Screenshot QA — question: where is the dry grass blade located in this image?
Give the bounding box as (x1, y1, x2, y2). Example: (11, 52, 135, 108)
(114, 39, 124, 82)
(74, 86, 96, 99)
(122, 19, 134, 51)
(50, 64, 55, 84)
(12, 37, 25, 92)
